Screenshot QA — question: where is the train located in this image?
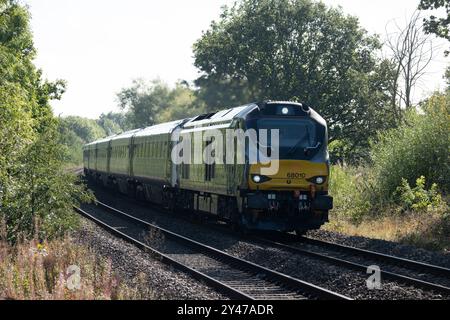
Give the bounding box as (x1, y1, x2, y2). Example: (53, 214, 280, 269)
(83, 101, 333, 235)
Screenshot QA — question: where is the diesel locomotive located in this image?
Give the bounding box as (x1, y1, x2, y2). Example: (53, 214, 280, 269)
(83, 101, 333, 235)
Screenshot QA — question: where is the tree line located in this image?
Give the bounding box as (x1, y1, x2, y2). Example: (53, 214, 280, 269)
(0, 0, 92, 242)
(106, 0, 450, 164)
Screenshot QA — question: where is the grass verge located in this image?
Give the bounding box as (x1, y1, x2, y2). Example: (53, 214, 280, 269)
(0, 235, 153, 300)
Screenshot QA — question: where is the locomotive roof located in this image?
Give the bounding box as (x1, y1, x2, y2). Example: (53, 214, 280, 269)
(182, 104, 255, 129)
(134, 119, 186, 137)
(84, 101, 326, 148)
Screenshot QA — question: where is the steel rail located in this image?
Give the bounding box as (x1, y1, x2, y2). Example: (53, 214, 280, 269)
(299, 236, 450, 279)
(78, 201, 352, 300)
(74, 206, 253, 300)
(253, 236, 450, 296)
(86, 186, 450, 296)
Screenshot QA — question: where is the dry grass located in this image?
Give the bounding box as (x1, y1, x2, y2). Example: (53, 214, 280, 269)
(0, 236, 153, 300)
(325, 211, 450, 253)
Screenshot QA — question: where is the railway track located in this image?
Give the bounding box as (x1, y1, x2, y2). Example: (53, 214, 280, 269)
(253, 236, 450, 296)
(75, 201, 351, 300)
(299, 236, 450, 279)
(84, 186, 450, 298)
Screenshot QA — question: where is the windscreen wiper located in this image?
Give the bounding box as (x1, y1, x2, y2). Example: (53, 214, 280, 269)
(288, 141, 321, 156)
(303, 142, 322, 155)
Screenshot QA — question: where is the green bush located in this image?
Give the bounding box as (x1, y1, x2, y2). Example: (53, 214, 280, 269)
(395, 176, 444, 212)
(370, 93, 450, 200)
(329, 164, 372, 223)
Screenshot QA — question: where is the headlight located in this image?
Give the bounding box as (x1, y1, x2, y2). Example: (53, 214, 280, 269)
(315, 177, 324, 184)
(251, 175, 272, 184)
(307, 176, 327, 185)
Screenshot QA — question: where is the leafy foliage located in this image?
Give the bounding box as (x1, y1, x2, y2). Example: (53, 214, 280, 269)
(329, 164, 372, 223)
(117, 79, 205, 128)
(395, 176, 444, 212)
(58, 113, 129, 166)
(329, 91, 449, 249)
(419, 0, 450, 52)
(370, 92, 450, 200)
(0, 0, 92, 243)
(97, 112, 129, 136)
(193, 0, 398, 161)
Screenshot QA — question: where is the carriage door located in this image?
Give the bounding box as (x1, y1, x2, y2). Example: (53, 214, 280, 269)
(107, 140, 112, 173)
(170, 131, 180, 188)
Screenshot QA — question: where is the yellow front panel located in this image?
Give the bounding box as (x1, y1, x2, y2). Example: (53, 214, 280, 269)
(249, 160, 329, 191)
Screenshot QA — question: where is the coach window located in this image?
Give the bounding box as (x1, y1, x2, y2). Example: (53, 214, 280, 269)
(205, 139, 215, 181)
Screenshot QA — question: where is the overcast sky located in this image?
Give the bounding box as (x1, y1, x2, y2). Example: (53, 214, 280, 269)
(27, 0, 449, 119)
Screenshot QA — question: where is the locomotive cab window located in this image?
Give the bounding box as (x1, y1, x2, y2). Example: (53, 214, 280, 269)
(257, 118, 319, 160)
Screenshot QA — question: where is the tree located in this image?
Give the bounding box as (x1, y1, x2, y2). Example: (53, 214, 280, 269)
(156, 82, 206, 123)
(117, 79, 170, 128)
(371, 91, 450, 199)
(117, 79, 205, 128)
(97, 112, 129, 135)
(419, 0, 450, 50)
(60, 116, 106, 143)
(193, 0, 397, 161)
(385, 11, 435, 111)
(0, 0, 92, 242)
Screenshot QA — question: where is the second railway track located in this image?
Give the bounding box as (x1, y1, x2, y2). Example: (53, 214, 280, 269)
(253, 235, 450, 296)
(75, 202, 351, 300)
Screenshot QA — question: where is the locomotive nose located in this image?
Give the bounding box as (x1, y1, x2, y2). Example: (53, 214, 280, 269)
(248, 160, 329, 191)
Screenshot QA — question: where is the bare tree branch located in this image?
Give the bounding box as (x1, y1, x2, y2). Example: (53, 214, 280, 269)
(385, 10, 435, 110)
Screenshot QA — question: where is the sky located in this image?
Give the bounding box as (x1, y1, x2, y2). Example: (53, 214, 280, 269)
(27, 0, 449, 119)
